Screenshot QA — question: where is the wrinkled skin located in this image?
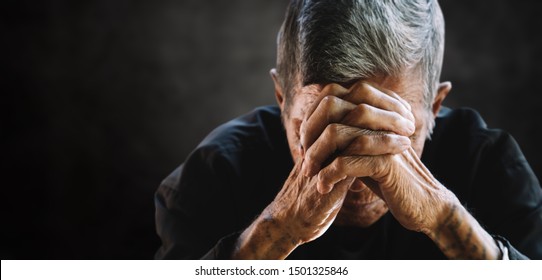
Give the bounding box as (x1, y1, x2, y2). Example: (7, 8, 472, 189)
(231, 69, 500, 260)
(280, 70, 438, 229)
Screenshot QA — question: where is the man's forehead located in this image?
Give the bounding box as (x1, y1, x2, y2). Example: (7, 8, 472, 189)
(293, 71, 425, 105)
(371, 72, 425, 105)
(296, 84, 323, 96)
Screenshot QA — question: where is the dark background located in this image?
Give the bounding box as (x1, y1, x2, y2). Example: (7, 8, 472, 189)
(2, 0, 541, 259)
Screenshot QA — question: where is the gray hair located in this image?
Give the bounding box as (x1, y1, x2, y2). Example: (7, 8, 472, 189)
(276, 0, 445, 135)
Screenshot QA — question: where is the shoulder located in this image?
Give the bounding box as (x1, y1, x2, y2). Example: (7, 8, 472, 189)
(154, 106, 292, 257)
(159, 105, 289, 194)
(154, 106, 284, 259)
(197, 105, 284, 157)
(155, 105, 286, 229)
(424, 107, 542, 258)
(429, 106, 498, 150)
(422, 107, 539, 201)
(428, 107, 527, 163)
(188, 105, 287, 177)
(423, 107, 517, 170)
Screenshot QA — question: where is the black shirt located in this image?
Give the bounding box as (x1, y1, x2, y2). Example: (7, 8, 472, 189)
(154, 106, 542, 259)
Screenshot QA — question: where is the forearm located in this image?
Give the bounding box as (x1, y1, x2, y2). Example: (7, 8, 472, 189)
(427, 202, 500, 259)
(231, 211, 300, 259)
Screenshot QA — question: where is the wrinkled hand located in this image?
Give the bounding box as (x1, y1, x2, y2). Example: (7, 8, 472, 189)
(297, 81, 499, 259)
(317, 147, 456, 234)
(233, 81, 498, 259)
(300, 83, 415, 192)
(232, 159, 355, 259)
(300, 81, 454, 234)
(301, 82, 454, 234)
(232, 82, 415, 259)
(311, 137, 500, 259)
(298, 81, 422, 228)
(263, 160, 355, 245)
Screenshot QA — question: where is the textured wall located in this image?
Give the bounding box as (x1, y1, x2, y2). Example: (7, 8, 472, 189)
(3, 0, 541, 259)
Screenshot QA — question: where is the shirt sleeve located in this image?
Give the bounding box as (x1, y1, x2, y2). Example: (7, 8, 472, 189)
(201, 232, 242, 259)
(471, 131, 542, 259)
(493, 235, 528, 260)
(154, 146, 241, 259)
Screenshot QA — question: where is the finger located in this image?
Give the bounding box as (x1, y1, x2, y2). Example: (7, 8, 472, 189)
(300, 95, 356, 150)
(388, 91, 412, 113)
(341, 103, 415, 136)
(303, 83, 350, 127)
(314, 177, 354, 234)
(318, 176, 355, 200)
(317, 156, 387, 193)
(344, 133, 411, 155)
(345, 82, 415, 122)
(304, 127, 409, 176)
(303, 123, 357, 176)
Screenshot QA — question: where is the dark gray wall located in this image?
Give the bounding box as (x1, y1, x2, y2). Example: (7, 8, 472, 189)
(2, 0, 541, 259)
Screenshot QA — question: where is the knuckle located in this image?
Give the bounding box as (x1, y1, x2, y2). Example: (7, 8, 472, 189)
(381, 134, 394, 146)
(305, 149, 317, 165)
(321, 95, 336, 109)
(359, 82, 376, 97)
(323, 83, 343, 95)
(329, 83, 345, 93)
(354, 135, 369, 150)
(356, 81, 370, 93)
(356, 103, 369, 117)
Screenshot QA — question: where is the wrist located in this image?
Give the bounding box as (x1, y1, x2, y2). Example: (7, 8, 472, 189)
(426, 200, 500, 259)
(231, 208, 300, 259)
(425, 191, 462, 236)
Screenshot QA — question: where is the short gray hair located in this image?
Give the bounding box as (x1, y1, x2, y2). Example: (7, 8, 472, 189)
(276, 0, 445, 133)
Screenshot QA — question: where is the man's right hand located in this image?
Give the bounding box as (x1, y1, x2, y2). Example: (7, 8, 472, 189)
(300, 82, 415, 184)
(232, 82, 414, 259)
(231, 159, 354, 259)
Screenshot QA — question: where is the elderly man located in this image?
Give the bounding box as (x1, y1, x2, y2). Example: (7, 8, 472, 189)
(155, 0, 542, 259)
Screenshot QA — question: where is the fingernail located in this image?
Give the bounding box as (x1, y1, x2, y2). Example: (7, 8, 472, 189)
(407, 121, 415, 135)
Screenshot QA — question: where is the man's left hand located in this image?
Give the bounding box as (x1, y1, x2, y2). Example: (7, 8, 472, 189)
(316, 146, 456, 235)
